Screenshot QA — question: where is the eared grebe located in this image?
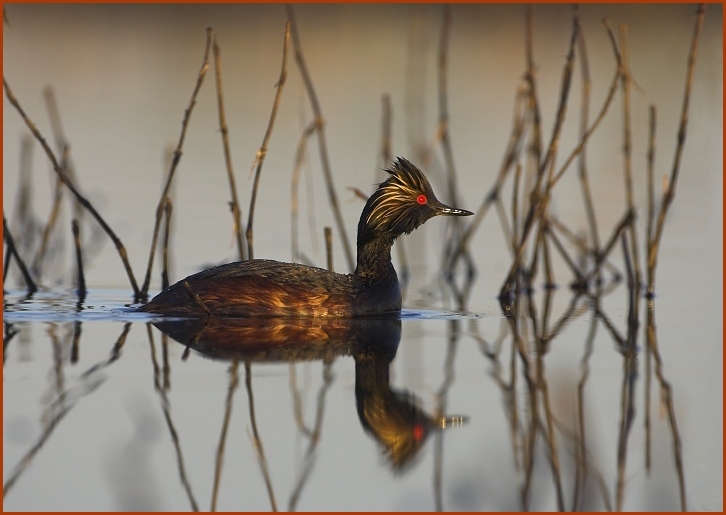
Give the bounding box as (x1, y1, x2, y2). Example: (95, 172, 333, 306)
(139, 157, 473, 318)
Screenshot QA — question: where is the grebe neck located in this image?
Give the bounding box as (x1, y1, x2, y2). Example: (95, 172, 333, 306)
(354, 235, 396, 284)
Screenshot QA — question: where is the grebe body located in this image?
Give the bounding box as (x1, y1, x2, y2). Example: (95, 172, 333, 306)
(139, 158, 472, 318)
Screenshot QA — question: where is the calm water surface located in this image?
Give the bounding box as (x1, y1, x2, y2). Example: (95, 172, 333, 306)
(3, 3, 722, 512)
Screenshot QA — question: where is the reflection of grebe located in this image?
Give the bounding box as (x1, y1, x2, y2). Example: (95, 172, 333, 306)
(153, 316, 468, 472)
(139, 158, 472, 318)
(355, 345, 468, 472)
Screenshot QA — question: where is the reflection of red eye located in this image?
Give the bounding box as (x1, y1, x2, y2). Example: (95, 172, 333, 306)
(413, 425, 424, 441)
(416, 195, 427, 205)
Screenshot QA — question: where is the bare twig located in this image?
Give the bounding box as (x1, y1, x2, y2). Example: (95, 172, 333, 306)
(449, 83, 528, 265)
(290, 120, 318, 263)
(30, 151, 65, 280)
(3, 214, 38, 294)
(71, 219, 86, 301)
(141, 28, 213, 298)
(212, 36, 246, 262)
(647, 4, 706, 295)
(182, 280, 213, 317)
(379, 94, 409, 288)
(645, 303, 687, 510)
(646, 105, 657, 275)
(324, 227, 333, 271)
(616, 23, 643, 295)
(247, 22, 290, 260)
(500, 12, 580, 300)
(575, 21, 601, 262)
(161, 198, 173, 290)
(3, 77, 141, 298)
(287, 6, 354, 272)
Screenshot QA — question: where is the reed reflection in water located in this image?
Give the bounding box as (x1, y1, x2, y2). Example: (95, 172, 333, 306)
(3, 283, 695, 511)
(2, 2, 721, 511)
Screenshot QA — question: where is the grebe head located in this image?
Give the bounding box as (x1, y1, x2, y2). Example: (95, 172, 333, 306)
(358, 157, 473, 244)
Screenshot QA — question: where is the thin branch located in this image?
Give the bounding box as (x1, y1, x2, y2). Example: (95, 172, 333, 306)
(4, 79, 142, 298)
(3, 214, 38, 294)
(290, 120, 318, 263)
(246, 21, 290, 260)
(212, 36, 246, 262)
(647, 4, 706, 295)
(71, 219, 86, 302)
(287, 6, 355, 272)
(141, 28, 213, 298)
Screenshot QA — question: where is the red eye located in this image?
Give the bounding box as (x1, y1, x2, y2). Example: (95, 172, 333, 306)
(416, 194, 427, 205)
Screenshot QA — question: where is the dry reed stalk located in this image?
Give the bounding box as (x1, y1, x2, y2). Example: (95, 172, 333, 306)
(210, 360, 239, 512)
(379, 94, 410, 288)
(11, 136, 38, 257)
(525, 6, 543, 174)
(500, 12, 580, 300)
(290, 120, 318, 263)
(141, 28, 213, 298)
(3, 214, 38, 293)
(161, 198, 173, 290)
(645, 303, 687, 510)
(380, 94, 393, 167)
(2, 243, 11, 284)
(644, 105, 656, 473)
(549, 216, 622, 280)
(30, 90, 73, 281)
(545, 222, 586, 287)
(573, 299, 598, 510)
(244, 361, 278, 511)
(647, 4, 705, 296)
(324, 227, 333, 271)
(71, 219, 86, 301)
(434, 7, 475, 281)
(494, 196, 514, 257)
(182, 280, 213, 317)
(575, 23, 601, 264)
(212, 37, 245, 262)
(646, 106, 657, 278)
(579, 208, 634, 286)
(246, 22, 290, 260)
(614, 232, 638, 511)
(511, 162, 522, 256)
(31, 167, 63, 279)
(287, 6, 354, 272)
(44, 87, 83, 221)
(3, 78, 141, 298)
(436, 6, 460, 209)
(615, 23, 643, 295)
(449, 84, 527, 267)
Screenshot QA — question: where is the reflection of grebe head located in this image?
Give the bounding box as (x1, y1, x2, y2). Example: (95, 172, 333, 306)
(360, 388, 469, 472)
(361, 389, 431, 471)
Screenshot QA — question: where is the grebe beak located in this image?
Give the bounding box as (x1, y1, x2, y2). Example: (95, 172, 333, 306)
(432, 201, 474, 217)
